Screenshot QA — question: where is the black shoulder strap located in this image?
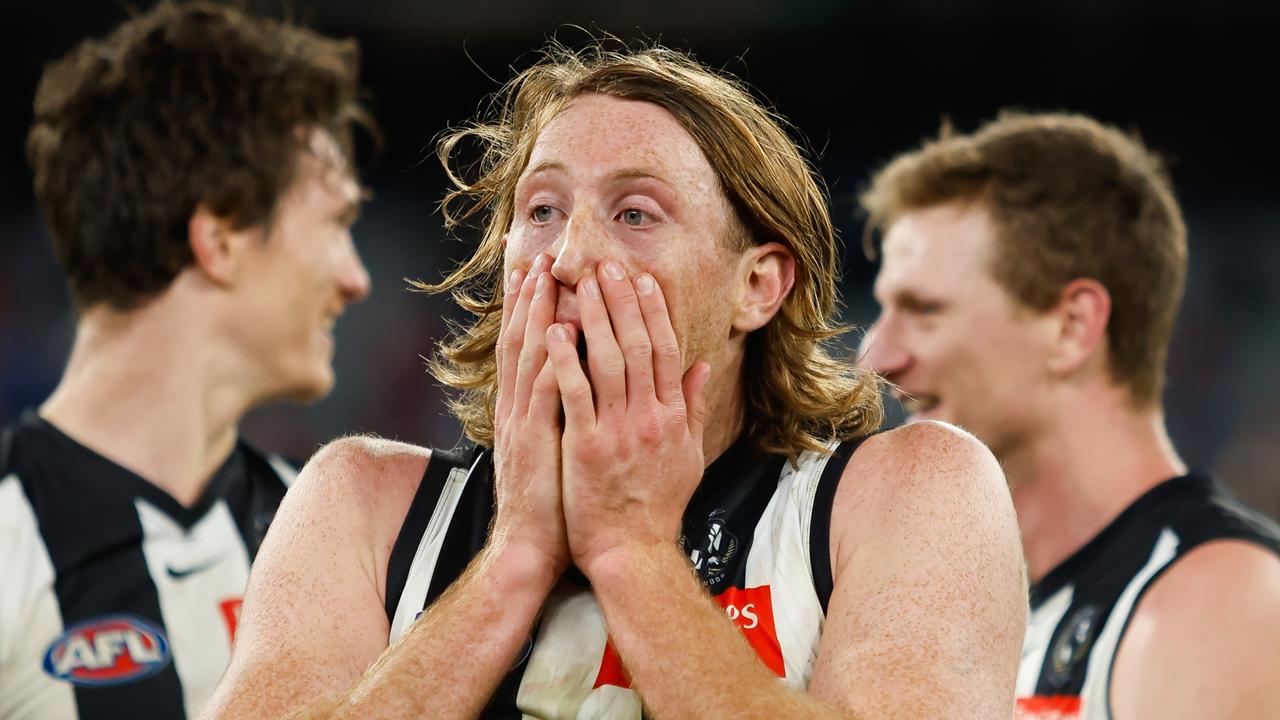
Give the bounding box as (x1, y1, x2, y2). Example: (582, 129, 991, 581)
(809, 434, 873, 613)
(383, 445, 473, 622)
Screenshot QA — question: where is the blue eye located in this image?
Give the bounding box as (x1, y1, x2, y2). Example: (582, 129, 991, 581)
(619, 209, 648, 227)
(532, 205, 555, 223)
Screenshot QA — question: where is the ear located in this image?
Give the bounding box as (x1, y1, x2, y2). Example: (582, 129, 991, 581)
(188, 204, 253, 287)
(732, 242, 796, 332)
(1046, 278, 1111, 376)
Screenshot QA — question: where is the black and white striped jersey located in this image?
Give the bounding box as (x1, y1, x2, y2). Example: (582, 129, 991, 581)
(1015, 474, 1280, 719)
(0, 410, 296, 720)
(383, 434, 865, 719)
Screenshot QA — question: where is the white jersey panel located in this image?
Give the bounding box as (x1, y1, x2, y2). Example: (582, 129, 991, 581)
(134, 498, 252, 719)
(1079, 528, 1179, 720)
(517, 585, 628, 719)
(0, 474, 78, 720)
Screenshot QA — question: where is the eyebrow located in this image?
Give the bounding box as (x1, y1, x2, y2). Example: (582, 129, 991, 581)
(518, 161, 672, 188)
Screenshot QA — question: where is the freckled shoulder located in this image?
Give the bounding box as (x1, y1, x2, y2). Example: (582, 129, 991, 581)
(293, 435, 433, 545)
(832, 420, 1014, 550)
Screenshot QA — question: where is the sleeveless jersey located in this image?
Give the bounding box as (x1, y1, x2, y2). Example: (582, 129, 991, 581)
(0, 411, 296, 720)
(384, 435, 864, 719)
(1015, 473, 1280, 719)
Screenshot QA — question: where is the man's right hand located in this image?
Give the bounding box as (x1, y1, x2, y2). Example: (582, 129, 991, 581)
(491, 252, 569, 576)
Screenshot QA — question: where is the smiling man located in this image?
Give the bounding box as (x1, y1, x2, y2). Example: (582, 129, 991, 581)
(1, 4, 371, 719)
(205, 43, 1026, 720)
(861, 113, 1280, 719)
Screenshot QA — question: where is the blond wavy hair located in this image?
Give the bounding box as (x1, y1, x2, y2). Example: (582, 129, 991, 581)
(420, 40, 881, 460)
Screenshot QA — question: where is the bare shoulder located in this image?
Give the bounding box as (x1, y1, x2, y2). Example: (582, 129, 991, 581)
(810, 423, 1026, 717)
(1148, 538, 1280, 604)
(836, 420, 1010, 528)
(291, 435, 432, 527)
(1129, 538, 1280, 634)
(276, 436, 435, 588)
(1112, 540, 1280, 717)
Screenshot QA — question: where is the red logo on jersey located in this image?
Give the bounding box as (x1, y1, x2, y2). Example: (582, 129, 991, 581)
(41, 615, 171, 686)
(1015, 695, 1082, 719)
(219, 598, 243, 642)
(593, 584, 784, 689)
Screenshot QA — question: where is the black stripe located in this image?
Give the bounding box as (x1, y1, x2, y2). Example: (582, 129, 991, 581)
(383, 445, 473, 622)
(223, 445, 289, 560)
(422, 449, 494, 608)
(11, 418, 187, 719)
(809, 436, 868, 614)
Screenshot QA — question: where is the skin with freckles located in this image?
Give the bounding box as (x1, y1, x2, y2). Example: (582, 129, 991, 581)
(507, 94, 746, 445)
(205, 93, 1025, 720)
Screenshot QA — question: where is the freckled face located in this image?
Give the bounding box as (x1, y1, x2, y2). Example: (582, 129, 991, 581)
(506, 93, 744, 372)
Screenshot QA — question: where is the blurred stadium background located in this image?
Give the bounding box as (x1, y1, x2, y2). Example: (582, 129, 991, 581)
(2, 0, 1277, 515)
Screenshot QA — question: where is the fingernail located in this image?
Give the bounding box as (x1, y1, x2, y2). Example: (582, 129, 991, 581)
(581, 277, 601, 299)
(534, 272, 550, 298)
(550, 324, 569, 342)
(537, 254, 552, 273)
(507, 269, 522, 294)
(604, 261, 625, 281)
(635, 274, 654, 295)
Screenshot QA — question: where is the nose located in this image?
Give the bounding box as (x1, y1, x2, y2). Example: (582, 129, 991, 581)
(336, 231, 372, 304)
(549, 210, 611, 288)
(860, 313, 911, 378)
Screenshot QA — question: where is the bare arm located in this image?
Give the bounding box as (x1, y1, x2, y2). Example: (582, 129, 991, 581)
(323, 535, 559, 718)
(200, 436, 427, 719)
(1111, 540, 1280, 719)
(807, 422, 1027, 717)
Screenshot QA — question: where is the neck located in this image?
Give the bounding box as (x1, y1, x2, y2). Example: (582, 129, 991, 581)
(699, 349, 747, 467)
(1006, 384, 1185, 582)
(39, 299, 257, 507)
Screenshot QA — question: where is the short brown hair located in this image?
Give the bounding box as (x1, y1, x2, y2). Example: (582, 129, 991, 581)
(27, 1, 368, 311)
(422, 40, 882, 460)
(861, 113, 1187, 406)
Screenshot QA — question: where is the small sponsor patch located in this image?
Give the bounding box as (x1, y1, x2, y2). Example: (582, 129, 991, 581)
(42, 615, 171, 687)
(1015, 695, 1082, 719)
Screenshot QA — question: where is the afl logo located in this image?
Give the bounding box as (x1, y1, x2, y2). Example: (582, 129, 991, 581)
(42, 615, 171, 686)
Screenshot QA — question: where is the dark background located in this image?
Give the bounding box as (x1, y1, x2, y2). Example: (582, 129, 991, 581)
(2, 1, 1277, 514)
